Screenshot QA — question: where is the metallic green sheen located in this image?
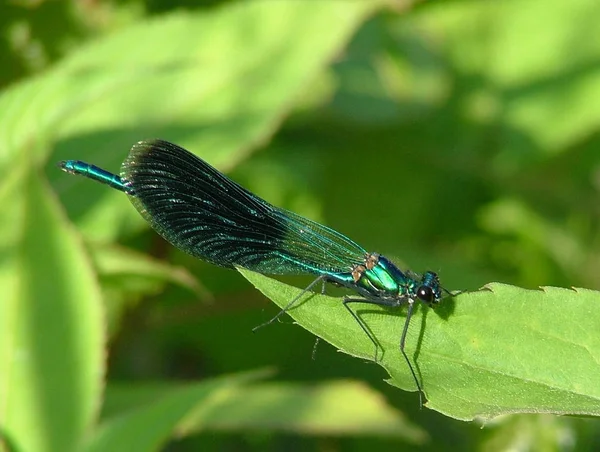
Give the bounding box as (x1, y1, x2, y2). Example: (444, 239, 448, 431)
(363, 262, 403, 294)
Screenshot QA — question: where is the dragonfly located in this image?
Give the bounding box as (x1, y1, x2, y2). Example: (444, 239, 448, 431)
(59, 139, 446, 404)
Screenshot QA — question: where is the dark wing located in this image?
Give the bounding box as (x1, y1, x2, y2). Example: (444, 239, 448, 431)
(121, 140, 367, 276)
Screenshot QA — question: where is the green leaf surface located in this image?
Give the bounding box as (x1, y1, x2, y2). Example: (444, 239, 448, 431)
(90, 242, 200, 290)
(176, 380, 426, 442)
(480, 414, 574, 451)
(420, 0, 600, 159)
(88, 242, 206, 336)
(239, 269, 600, 421)
(102, 378, 424, 442)
(84, 371, 268, 452)
(0, 164, 104, 452)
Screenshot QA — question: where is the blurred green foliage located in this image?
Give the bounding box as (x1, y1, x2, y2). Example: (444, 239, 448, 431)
(1, 0, 600, 451)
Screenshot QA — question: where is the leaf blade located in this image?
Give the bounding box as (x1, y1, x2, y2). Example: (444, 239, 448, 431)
(0, 164, 104, 452)
(239, 270, 600, 420)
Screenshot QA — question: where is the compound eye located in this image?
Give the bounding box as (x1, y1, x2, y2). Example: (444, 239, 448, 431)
(417, 286, 434, 303)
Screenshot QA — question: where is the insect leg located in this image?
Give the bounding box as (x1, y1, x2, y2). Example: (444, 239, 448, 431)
(343, 297, 400, 362)
(252, 274, 328, 332)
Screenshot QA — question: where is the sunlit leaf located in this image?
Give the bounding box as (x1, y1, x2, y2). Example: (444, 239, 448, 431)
(85, 371, 268, 452)
(0, 164, 104, 452)
(240, 269, 600, 421)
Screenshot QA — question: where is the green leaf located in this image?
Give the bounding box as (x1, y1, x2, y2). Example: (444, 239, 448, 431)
(239, 269, 600, 421)
(480, 414, 574, 451)
(176, 380, 426, 443)
(88, 242, 207, 337)
(89, 242, 201, 294)
(84, 371, 269, 452)
(419, 0, 600, 160)
(102, 378, 424, 442)
(0, 163, 104, 452)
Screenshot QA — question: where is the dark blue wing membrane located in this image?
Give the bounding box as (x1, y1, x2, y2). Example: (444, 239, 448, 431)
(121, 140, 367, 276)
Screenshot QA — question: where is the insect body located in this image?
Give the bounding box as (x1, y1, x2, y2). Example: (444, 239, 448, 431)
(59, 139, 444, 403)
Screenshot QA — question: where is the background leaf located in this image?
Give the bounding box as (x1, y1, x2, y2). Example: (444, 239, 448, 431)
(101, 378, 425, 443)
(0, 163, 104, 452)
(84, 371, 267, 452)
